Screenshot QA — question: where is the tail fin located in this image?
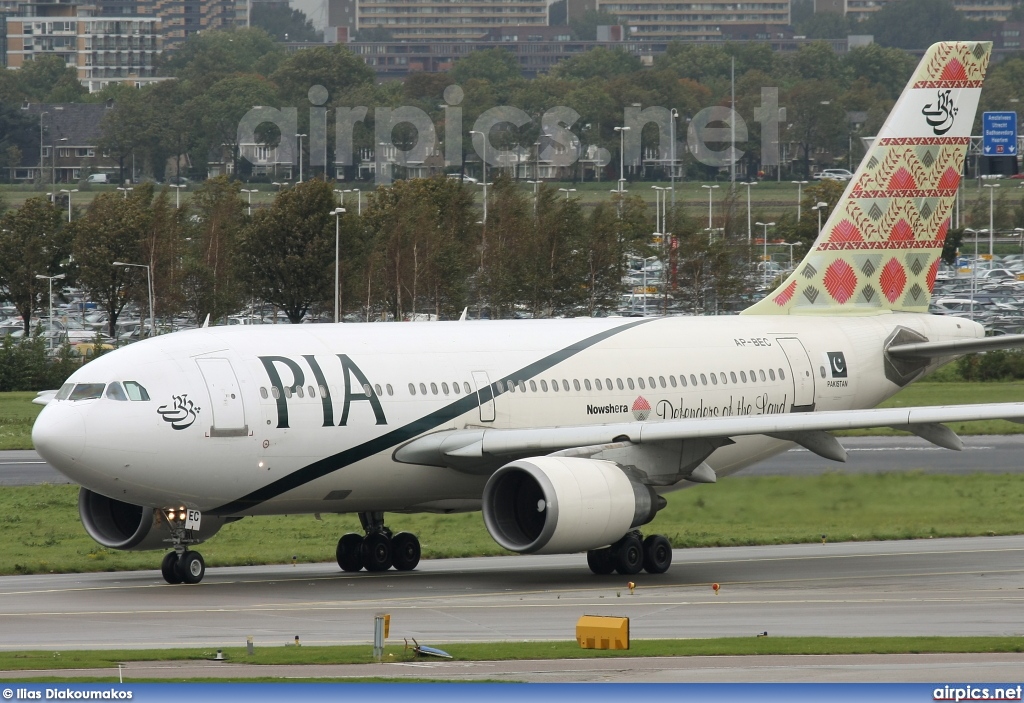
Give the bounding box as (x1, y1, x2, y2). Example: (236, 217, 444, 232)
(743, 41, 991, 316)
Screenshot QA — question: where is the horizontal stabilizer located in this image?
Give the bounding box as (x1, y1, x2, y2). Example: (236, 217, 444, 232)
(888, 333, 1024, 359)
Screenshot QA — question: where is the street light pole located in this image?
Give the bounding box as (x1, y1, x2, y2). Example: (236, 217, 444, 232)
(983, 182, 1000, 258)
(39, 111, 48, 185)
(59, 188, 78, 222)
(116, 186, 133, 199)
(614, 126, 630, 193)
(170, 183, 185, 209)
(670, 108, 678, 210)
(811, 201, 828, 234)
(331, 207, 346, 323)
(963, 228, 982, 320)
(739, 181, 756, 244)
(469, 130, 488, 223)
(240, 188, 258, 216)
(296, 133, 307, 183)
(35, 273, 65, 350)
(558, 188, 576, 201)
(702, 184, 719, 230)
(792, 180, 808, 222)
(755, 221, 776, 289)
(112, 261, 154, 338)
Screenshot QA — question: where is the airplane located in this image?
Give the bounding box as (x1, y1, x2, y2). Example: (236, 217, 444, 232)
(31, 41, 1024, 585)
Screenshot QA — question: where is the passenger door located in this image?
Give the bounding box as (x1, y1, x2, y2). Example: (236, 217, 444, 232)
(196, 357, 248, 437)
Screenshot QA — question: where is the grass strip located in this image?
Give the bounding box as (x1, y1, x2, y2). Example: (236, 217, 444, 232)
(4, 471, 1024, 575)
(0, 637, 1022, 672)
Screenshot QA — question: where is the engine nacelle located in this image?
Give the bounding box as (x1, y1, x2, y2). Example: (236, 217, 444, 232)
(482, 457, 664, 554)
(78, 488, 228, 551)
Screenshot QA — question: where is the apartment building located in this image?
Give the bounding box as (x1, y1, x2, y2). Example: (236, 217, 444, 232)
(351, 0, 550, 40)
(594, 0, 791, 42)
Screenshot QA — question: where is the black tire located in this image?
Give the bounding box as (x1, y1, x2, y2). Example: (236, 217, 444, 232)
(586, 547, 615, 575)
(176, 551, 205, 584)
(642, 534, 673, 574)
(336, 533, 364, 572)
(612, 534, 643, 575)
(161, 551, 183, 584)
(391, 532, 421, 571)
(361, 533, 393, 572)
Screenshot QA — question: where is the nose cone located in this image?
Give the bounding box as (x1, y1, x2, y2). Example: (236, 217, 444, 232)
(33, 405, 86, 470)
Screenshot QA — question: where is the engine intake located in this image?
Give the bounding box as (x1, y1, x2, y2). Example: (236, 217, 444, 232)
(482, 457, 664, 554)
(78, 488, 227, 551)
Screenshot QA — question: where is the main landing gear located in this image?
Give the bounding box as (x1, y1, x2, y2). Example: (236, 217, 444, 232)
(586, 531, 672, 576)
(336, 511, 421, 573)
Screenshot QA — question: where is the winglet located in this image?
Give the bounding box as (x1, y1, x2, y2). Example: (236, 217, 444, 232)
(202, 314, 210, 328)
(458, 307, 468, 322)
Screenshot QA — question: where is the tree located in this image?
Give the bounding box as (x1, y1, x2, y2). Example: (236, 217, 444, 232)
(570, 10, 623, 40)
(270, 44, 376, 106)
(798, 12, 849, 39)
(864, 0, 983, 50)
(353, 26, 393, 42)
(785, 81, 846, 178)
(179, 177, 246, 324)
(162, 28, 284, 89)
(451, 49, 521, 85)
(252, 3, 321, 42)
(552, 47, 642, 81)
(237, 180, 336, 323)
(15, 55, 88, 103)
(843, 44, 917, 100)
(0, 198, 67, 333)
(70, 190, 153, 338)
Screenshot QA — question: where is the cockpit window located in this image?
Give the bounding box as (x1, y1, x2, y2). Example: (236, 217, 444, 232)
(69, 383, 105, 400)
(55, 383, 74, 401)
(123, 381, 150, 401)
(105, 382, 128, 401)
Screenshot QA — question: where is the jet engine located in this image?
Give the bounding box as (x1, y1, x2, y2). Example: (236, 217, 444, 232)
(481, 457, 664, 554)
(78, 488, 227, 551)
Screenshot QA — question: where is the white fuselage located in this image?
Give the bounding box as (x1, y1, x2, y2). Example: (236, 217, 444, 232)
(32, 313, 980, 518)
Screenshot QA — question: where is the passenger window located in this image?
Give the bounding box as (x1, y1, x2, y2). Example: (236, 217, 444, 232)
(751, 369, 757, 381)
(386, 384, 393, 396)
(430, 382, 438, 395)
(606, 378, 613, 390)
(740, 371, 747, 383)
(659, 376, 666, 388)
(820, 366, 827, 378)
(508, 381, 516, 393)
(769, 369, 776, 381)
(720, 372, 727, 384)
(573, 379, 580, 391)
(541, 380, 549, 392)
(680, 375, 687, 387)
(408, 383, 416, 395)
(637, 377, 645, 390)
(779, 368, 786, 380)
(690, 374, 697, 386)
(759, 370, 766, 381)
(584, 379, 592, 391)
(562, 380, 570, 391)
(710, 373, 718, 386)
(105, 382, 128, 401)
(649, 376, 657, 388)
(442, 382, 449, 394)
(464, 382, 471, 394)
(285, 387, 292, 398)
(552, 380, 559, 392)
(321, 385, 329, 397)
(518, 381, 526, 392)
(260, 387, 268, 399)
(529, 380, 537, 392)
(700, 374, 707, 386)
(309, 385, 317, 398)
(419, 383, 427, 395)
(55, 383, 74, 401)
(669, 375, 677, 388)
(730, 372, 737, 384)
(595, 379, 603, 390)
(272, 387, 281, 400)
(627, 378, 635, 390)
(123, 381, 150, 401)
(299, 386, 307, 398)
(616, 378, 624, 390)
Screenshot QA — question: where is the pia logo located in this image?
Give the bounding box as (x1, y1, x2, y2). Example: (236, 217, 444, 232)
(632, 396, 651, 421)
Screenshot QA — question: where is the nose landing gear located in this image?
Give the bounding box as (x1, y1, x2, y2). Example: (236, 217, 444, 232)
(335, 512, 422, 574)
(159, 508, 207, 585)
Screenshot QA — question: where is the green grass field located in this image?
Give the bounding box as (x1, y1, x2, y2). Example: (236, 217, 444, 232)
(0, 392, 41, 450)
(0, 637, 1022, 672)
(2, 471, 1023, 576)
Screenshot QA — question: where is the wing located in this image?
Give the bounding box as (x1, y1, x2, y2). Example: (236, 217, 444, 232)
(396, 402, 1024, 479)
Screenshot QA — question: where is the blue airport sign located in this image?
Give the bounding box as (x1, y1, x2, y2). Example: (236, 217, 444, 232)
(983, 111, 1017, 155)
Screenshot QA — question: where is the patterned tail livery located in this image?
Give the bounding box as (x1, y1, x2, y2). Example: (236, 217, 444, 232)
(743, 42, 991, 316)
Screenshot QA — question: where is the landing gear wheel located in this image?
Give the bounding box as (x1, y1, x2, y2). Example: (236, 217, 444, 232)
(642, 534, 672, 574)
(176, 550, 205, 584)
(391, 532, 421, 571)
(612, 533, 644, 575)
(161, 551, 183, 584)
(586, 547, 615, 575)
(336, 533, 364, 572)
(361, 533, 393, 572)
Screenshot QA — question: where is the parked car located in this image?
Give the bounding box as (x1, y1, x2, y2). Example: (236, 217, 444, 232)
(86, 173, 112, 184)
(814, 168, 855, 182)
